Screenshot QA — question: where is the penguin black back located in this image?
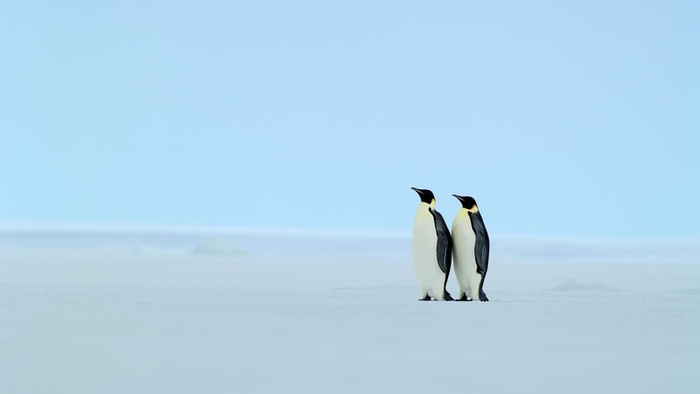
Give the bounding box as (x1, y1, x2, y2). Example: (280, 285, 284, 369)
(429, 207, 452, 288)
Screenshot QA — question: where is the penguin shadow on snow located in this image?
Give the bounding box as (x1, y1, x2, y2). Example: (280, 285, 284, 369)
(410, 187, 490, 302)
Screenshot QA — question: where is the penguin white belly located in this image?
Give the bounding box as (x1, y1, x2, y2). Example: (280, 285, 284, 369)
(452, 215, 482, 300)
(412, 214, 445, 299)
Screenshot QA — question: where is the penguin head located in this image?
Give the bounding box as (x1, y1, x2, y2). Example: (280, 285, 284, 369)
(453, 194, 479, 212)
(411, 187, 436, 206)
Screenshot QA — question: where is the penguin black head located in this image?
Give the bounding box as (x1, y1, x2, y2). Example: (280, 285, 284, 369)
(411, 187, 436, 205)
(453, 195, 478, 211)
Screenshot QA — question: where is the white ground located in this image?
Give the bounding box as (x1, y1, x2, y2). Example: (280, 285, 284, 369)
(0, 230, 698, 393)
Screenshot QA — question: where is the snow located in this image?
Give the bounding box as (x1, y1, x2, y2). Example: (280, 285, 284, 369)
(0, 229, 698, 393)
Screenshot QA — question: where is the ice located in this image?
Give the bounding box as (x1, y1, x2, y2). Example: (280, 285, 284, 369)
(192, 237, 249, 257)
(0, 230, 698, 393)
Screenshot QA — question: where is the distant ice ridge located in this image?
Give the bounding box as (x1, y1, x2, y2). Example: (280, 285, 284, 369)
(192, 238, 249, 256)
(0, 227, 411, 262)
(546, 278, 621, 292)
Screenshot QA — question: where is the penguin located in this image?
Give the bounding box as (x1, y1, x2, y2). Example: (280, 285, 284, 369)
(411, 187, 453, 301)
(451, 195, 490, 301)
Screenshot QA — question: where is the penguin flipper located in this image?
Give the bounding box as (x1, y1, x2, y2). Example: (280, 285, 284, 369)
(428, 208, 452, 275)
(470, 211, 490, 278)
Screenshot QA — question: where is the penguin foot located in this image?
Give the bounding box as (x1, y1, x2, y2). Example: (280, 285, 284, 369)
(443, 291, 454, 301)
(419, 295, 432, 301)
(456, 294, 469, 301)
(479, 291, 489, 302)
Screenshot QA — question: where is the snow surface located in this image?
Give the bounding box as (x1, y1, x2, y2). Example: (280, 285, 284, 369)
(1, 229, 698, 393)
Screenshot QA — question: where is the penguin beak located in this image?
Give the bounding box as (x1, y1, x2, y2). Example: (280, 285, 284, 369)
(411, 187, 422, 195)
(452, 194, 463, 201)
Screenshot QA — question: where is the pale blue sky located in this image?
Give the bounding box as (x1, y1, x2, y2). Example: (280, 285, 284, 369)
(1, 1, 698, 237)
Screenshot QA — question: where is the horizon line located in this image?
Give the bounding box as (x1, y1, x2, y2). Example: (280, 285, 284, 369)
(0, 221, 697, 242)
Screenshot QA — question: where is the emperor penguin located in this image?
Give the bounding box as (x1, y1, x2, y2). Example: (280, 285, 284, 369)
(451, 195, 490, 301)
(411, 187, 453, 301)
